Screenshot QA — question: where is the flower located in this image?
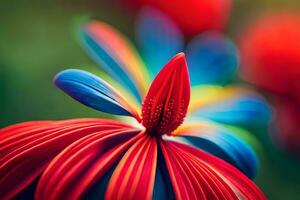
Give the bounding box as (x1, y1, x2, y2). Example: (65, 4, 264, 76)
(0, 14, 269, 200)
(240, 12, 300, 96)
(79, 8, 270, 177)
(273, 98, 300, 156)
(239, 12, 300, 155)
(120, 0, 232, 37)
(1, 54, 266, 200)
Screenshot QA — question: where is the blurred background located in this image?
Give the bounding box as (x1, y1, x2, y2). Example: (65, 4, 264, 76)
(1, 0, 300, 199)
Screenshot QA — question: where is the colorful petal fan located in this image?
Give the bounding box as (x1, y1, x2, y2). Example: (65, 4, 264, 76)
(1, 54, 266, 199)
(136, 8, 239, 85)
(0, 13, 270, 200)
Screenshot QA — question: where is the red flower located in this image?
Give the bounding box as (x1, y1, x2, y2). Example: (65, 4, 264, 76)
(272, 98, 300, 156)
(123, 0, 232, 37)
(240, 12, 300, 96)
(0, 54, 265, 199)
(239, 12, 300, 155)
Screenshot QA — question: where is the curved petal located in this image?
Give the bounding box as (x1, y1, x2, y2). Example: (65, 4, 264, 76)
(160, 140, 266, 200)
(80, 20, 150, 102)
(54, 69, 140, 121)
(189, 85, 271, 126)
(100, 72, 141, 112)
(186, 32, 238, 85)
(0, 119, 139, 200)
(142, 53, 190, 136)
(0, 121, 53, 140)
(171, 121, 259, 179)
(136, 7, 184, 78)
(35, 129, 143, 200)
(105, 135, 157, 200)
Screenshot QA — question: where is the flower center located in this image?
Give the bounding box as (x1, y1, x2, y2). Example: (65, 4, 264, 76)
(141, 53, 190, 136)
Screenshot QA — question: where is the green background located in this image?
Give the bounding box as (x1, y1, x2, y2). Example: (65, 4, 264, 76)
(0, 0, 300, 199)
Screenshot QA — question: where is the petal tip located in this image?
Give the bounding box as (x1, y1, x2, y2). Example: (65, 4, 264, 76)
(169, 52, 189, 79)
(53, 69, 80, 86)
(173, 52, 186, 63)
(172, 53, 188, 71)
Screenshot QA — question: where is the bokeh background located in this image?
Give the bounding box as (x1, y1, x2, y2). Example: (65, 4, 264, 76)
(1, 0, 300, 199)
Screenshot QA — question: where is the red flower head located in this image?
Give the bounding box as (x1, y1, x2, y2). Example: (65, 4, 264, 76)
(240, 12, 300, 97)
(239, 12, 300, 155)
(122, 0, 232, 37)
(0, 53, 266, 199)
(0, 12, 271, 198)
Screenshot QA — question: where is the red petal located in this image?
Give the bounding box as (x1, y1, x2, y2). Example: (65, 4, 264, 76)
(160, 140, 266, 200)
(0, 121, 54, 140)
(142, 53, 190, 136)
(105, 135, 157, 200)
(35, 128, 143, 200)
(0, 119, 139, 200)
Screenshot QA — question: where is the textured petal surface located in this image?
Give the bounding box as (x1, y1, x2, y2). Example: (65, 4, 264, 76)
(105, 135, 157, 200)
(54, 69, 140, 121)
(36, 128, 142, 200)
(80, 20, 150, 102)
(189, 86, 271, 126)
(136, 7, 184, 78)
(0, 119, 139, 200)
(142, 53, 190, 136)
(186, 32, 238, 85)
(160, 140, 266, 200)
(171, 121, 259, 178)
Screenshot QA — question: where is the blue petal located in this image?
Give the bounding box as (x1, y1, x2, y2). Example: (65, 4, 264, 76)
(177, 128, 259, 179)
(153, 148, 175, 200)
(193, 94, 271, 126)
(80, 27, 142, 103)
(186, 32, 239, 85)
(83, 162, 117, 200)
(136, 7, 184, 78)
(54, 69, 134, 116)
